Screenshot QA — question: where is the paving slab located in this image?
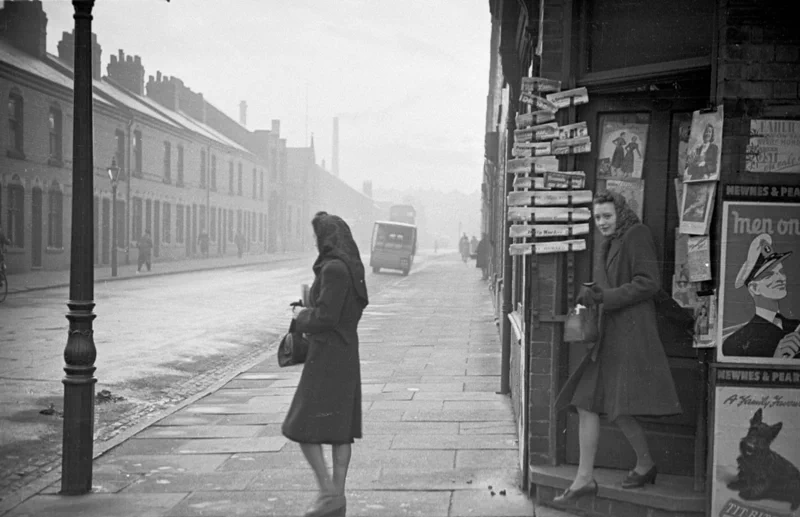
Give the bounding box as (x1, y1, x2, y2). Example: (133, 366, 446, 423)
(153, 414, 223, 427)
(374, 468, 520, 491)
(344, 490, 452, 517)
(391, 434, 517, 450)
(459, 422, 518, 435)
(174, 437, 286, 454)
(413, 391, 506, 401)
(164, 490, 308, 517)
(136, 425, 263, 439)
(403, 409, 513, 422)
(5, 493, 187, 517)
(245, 467, 383, 491)
(450, 489, 535, 517)
(94, 454, 231, 474)
(121, 470, 259, 493)
(364, 421, 459, 435)
(215, 413, 286, 425)
(456, 450, 521, 469)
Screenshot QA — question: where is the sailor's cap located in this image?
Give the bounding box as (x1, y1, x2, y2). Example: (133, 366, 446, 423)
(734, 233, 792, 289)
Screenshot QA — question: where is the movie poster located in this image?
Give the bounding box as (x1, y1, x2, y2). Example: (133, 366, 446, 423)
(596, 113, 650, 179)
(717, 201, 800, 363)
(711, 368, 800, 517)
(682, 106, 724, 182)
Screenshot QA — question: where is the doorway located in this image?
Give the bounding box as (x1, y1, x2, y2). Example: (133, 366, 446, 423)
(154, 201, 161, 258)
(564, 87, 706, 476)
(31, 187, 42, 268)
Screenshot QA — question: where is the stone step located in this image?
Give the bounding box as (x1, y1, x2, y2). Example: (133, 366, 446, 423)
(530, 465, 705, 517)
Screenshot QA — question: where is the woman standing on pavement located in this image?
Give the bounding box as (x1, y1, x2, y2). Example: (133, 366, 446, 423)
(554, 192, 682, 503)
(282, 211, 369, 517)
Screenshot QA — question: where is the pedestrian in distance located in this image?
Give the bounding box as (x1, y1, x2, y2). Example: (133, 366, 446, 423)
(234, 231, 245, 259)
(476, 233, 489, 280)
(470, 235, 478, 256)
(553, 191, 682, 503)
(136, 230, 153, 273)
(282, 211, 368, 517)
(459, 233, 470, 264)
(198, 231, 209, 259)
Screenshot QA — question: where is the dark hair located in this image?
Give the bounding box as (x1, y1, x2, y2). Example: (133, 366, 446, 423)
(704, 124, 715, 142)
(592, 191, 640, 239)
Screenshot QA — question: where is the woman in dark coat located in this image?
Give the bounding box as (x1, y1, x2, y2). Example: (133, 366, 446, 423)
(553, 192, 682, 503)
(282, 211, 368, 517)
(475, 233, 489, 280)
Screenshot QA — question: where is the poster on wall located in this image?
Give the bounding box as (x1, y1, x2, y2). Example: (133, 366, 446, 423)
(717, 201, 800, 363)
(682, 105, 724, 182)
(711, 368, 800, 517)
(693, 293, 717, 347)
(680, 181, 717, 235)
(604, 179, 645, 219)
(596, 113, 650, 179)
(746, 119, 800, 174)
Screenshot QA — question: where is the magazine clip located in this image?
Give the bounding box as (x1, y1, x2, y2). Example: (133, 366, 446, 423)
(699, 103, 718, 114)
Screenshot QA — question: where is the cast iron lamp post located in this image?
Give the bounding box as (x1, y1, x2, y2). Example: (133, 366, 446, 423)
(61, 0, 97, 495)
(108, 158, 120, 277)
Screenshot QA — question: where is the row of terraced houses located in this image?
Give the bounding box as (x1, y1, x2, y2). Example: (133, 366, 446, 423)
(0, 0, 379, 275)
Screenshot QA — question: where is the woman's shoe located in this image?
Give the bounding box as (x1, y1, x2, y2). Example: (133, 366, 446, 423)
(622, 465, 657, 489)
(552, 479, 598, 504)
(303, 494, 346, 517)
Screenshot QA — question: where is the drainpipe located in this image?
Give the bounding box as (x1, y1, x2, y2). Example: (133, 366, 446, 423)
(125, 116, 133, 265)
(499, 88, 517, 396)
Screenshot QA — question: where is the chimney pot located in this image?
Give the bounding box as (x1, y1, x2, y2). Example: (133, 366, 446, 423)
(156, 70, 162, 81)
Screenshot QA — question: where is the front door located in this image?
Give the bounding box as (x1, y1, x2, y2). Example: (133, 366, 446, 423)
(31, 188, 42, 268)
(565, 85, 706, 476)
(153, 201, 161, 258)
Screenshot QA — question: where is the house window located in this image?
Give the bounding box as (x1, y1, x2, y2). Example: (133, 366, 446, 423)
(7, 180, 24, 247)
(49, 106, 62, 163)
(115, 129, 125, 174)
(162, 202, 171, 243)
(200, 149, 207, 187)
(237, 209, 242, 233)
(229, 161, 234, 194)
(115, 200, 125, 247)
(252, 168, 257, 199)
(133, 130, 143, 175)
(210, 206, 217, 241)
(253, 210, 257, 240)
(132, 196, 143, 239)
(211, 155, 217, 190)
(47, 181, 63, 248)
(8, 91, 24, 157)
(228, 209, 234, 242)
(176, 204, 184, 243)
(237, 163, 243, 195)
(163, 141, 172, 183)
(259, 169, 264, 200)
(177, 145, 184, 186)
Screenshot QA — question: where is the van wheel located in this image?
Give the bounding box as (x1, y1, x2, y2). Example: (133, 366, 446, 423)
(372, 267, 380, 274)
(402, 268, 409, 276)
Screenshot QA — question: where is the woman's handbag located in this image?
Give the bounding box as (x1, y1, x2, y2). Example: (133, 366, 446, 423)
(277, 332, 309, 367)
(653, 289, 695, 347)
(563, 304, 599, 344)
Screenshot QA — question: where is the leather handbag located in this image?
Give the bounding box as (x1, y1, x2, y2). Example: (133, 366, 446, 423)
(563, 304, 599, 343)
(277, 332, 309, 367)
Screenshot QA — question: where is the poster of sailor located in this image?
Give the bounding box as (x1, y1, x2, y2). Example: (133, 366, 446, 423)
(711, 385, 800, 517)
(596, 113, 650, 179)
(717, 201, 800, 363)
(681, 105, 724, 182)
(746, 119, 800, 174)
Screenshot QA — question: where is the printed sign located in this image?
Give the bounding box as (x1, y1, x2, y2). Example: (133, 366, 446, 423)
(510, 239, 586, 255)
(682, 106, 724, 182)
(508, 156, 560, 174)
(507, 206, 592, 223)
(545, 87, 588, 109)
(507, 190, 593, 207)
(680, 181, 717, 235)
(597, 113, 650, 179)
(746, 119, 800, 174)
(724, 184, 800, 203)
(520, 76, 561, 94)
(516, 110, 555, 129)
(717, 201, 800, 363)
(509, 223, 590, 238)
(711, 371, 800, 517)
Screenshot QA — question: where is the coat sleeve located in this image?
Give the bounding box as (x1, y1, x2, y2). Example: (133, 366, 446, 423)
(602, 225, 661, 311)
(293, 260, 350, 334)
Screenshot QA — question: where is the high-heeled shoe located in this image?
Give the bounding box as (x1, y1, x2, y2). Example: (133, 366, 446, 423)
(552, 479, 598, 504)
(622, 465, 657, 489)
(303, 494, 346, 517)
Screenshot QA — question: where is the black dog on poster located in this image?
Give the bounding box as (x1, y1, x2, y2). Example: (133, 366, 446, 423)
(727, 408, 800, 510)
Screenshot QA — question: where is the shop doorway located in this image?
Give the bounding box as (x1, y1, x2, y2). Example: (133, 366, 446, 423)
(565, 87, 706, 476)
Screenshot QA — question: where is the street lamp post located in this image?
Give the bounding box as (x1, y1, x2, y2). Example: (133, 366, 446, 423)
(61, 0, 97, 495)
(108, 159, 120, 277)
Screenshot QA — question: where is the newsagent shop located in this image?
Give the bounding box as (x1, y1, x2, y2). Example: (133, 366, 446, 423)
(481, 1, 800, 516)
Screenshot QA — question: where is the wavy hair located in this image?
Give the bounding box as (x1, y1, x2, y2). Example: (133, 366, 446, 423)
(593, 191, 640, 240)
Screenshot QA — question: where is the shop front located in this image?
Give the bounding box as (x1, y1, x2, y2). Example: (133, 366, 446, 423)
(483, 1, 799, 516)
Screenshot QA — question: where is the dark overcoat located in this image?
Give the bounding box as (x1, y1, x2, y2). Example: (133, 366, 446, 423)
(282, 258, 363, 444)
(556, 223, 682, 421)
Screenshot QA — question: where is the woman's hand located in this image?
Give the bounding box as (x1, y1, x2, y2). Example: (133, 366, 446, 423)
(292, 306, 303, 320)
(577, 285, 604, 307)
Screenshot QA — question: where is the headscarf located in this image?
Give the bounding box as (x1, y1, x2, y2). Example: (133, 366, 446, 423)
(593, 191, 641, 259)
(311, 211, 369, 308)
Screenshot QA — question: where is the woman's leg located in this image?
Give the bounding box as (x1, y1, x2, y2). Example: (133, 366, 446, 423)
(615, 415, 655, 474)
(572, 408, 600, 488)
(331, 443, 352, 495)
(299, 443, 335, 495)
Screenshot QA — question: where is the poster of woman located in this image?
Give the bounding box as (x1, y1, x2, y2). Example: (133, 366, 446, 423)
(679, 181, 717, 235)
(596, 114, 650, 179)
(682, 106, 724, 182)
(717, 201, 800, 363)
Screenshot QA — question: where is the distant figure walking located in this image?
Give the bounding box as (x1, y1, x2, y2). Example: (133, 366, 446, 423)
(458, 233, 470, 264)
(283, 211, 368, 517)
(470, 235, 478, 256)
(136, 230, 153, 273)
(198, 231, 209, 258)
(234, 231, 245, 259)
(476, 233, 489, 280)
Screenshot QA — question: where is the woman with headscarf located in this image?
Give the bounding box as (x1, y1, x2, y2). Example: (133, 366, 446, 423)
(282, 211, 369, 517)
(553, 192, 682, 503)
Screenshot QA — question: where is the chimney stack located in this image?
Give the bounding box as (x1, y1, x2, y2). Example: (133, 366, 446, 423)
(271, 119, 280, 135)
(332, 117, 340, 178)
(0, 0, 48, 59)
(107, 49, 145, 95)
(239, 101, 247, 127)
(56, 30, 102, 80)
(146, 72, 180, 111)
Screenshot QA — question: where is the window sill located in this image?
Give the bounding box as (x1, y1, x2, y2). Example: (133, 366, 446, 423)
(6, 149, 26, 160)
(5, 247, 25, 254)
(46, 246, 65, 254)
(48, 157, 63, 167)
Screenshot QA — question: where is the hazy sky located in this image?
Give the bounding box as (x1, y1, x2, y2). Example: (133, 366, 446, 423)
(43, 0, 490, 195)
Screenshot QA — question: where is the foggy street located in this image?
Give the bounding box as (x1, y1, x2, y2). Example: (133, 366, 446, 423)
(0, 252, 434, 498)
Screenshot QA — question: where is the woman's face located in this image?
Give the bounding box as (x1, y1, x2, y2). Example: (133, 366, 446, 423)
(593, 202, 617, 237)
(703, 125, 713, 142)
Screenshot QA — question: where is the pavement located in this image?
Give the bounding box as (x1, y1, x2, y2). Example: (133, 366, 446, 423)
(0, 254, 575, 517)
